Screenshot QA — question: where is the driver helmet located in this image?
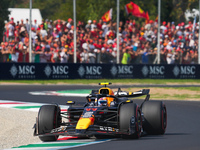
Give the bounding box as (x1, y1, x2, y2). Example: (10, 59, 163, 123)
(98, 97, 107, 106)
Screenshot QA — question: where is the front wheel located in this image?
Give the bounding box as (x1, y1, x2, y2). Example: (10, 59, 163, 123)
(119, 103, 142, 139)
(38, 105, 61, 142)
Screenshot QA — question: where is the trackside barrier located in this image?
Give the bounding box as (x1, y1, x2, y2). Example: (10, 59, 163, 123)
(0, 63, 199, 79)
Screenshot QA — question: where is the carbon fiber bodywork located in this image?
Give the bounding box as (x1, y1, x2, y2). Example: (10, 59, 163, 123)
(34, 84, 166, 140)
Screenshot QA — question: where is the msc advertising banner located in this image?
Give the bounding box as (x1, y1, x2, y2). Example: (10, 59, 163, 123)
(0, 63, 199, 80)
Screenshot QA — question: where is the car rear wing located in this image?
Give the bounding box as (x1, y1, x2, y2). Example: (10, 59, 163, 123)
(86, 89, 150, 103)
(115, 89, 150, 98)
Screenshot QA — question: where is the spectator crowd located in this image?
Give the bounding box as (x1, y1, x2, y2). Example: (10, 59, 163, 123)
(0, 17, 199, 64)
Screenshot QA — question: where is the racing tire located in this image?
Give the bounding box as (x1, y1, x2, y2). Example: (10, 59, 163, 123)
(141, 101, 167, 135)
(119, 103, 142, 139)
(38, 105, 61, 142)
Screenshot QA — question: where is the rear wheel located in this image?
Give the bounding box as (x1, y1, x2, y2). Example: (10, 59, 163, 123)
(119, 103, 142, 139)
(38, 105, 61, 142)
(142, 101, 167, 135)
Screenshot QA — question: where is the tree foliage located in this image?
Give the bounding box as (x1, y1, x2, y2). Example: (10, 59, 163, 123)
(170, 0, 199, 24)
(0, 0, 10, 42)
(4, 0, 200, 24)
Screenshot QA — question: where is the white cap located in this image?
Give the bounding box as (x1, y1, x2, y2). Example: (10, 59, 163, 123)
(134, 43, 138, 46)
(101, 47, 105, 51)
(107, 39, 113, 45)
(88, 20, 92, 23)
(82, 43, 88, 50)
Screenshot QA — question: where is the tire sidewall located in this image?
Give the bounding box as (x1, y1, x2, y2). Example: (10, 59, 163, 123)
(119, 103, 141, 138)
(38, 105, 60, 141)
(142, 101, 167, 135)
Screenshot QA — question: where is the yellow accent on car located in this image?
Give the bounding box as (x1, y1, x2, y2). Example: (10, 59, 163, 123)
(126, 100, 131, 103)
(67, 101, 73, 103)
(99, 82, 112, 85)
(99, 87, 114, 107)
(76, 118, 94, 129)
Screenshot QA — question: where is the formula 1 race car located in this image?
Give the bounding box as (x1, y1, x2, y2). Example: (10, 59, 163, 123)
(34, 83, 167, 141)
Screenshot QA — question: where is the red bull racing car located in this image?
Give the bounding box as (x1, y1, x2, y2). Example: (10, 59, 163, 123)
(34, 83, 167, 141)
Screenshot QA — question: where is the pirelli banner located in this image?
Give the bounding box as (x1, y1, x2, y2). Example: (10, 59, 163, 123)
(0, 63, 199, 79)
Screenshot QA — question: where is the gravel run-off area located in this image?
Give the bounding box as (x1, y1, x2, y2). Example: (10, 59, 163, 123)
(0, 107, 41, 149)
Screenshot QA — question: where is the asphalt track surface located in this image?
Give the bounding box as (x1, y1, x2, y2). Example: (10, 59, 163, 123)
(0, 85, 200, 150)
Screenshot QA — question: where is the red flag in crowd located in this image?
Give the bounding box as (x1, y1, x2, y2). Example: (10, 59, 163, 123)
(101, 8, 112, 22)
(125, 2, 148, 20)
(155, 16, 158, 22)
(145, 11, 149, 23)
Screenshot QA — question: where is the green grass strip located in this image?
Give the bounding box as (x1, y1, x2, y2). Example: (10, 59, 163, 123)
(13, 106, 41, 109)
(56, 89, 91, 94)
(2, 79, 200, 85)
(13, 142, 87, 148)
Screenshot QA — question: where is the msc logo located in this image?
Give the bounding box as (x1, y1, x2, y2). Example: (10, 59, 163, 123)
(110, 66, 133, 76)
(78, 65, 102, 77)
(142, 66, 165, 77)
(118, 66, 133, 74)
(180, 66, 195, 74)
(52, 66, 68, 74)
(173, 66, 196, 77)
(10, 65, 35, 77)
(149, 66, 165, 74)
(44, 65, 69, 77)
(18, 65, 35, 74)
(86, 66, 102, 75)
